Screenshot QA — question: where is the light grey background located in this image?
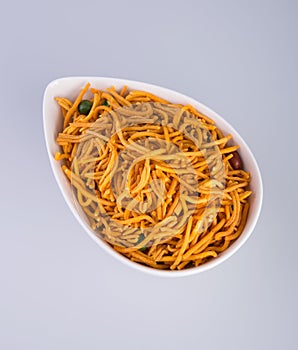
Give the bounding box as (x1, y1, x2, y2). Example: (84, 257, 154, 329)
(1, 0, 297, 349)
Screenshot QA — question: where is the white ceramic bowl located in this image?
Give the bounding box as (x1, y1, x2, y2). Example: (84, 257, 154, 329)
(43, 76, 263, 277)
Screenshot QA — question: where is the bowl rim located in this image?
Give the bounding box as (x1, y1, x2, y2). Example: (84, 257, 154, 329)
(43, 76, 263, 278)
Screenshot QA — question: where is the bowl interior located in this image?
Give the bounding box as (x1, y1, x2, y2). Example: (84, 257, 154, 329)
(43, 77, 263, 277)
